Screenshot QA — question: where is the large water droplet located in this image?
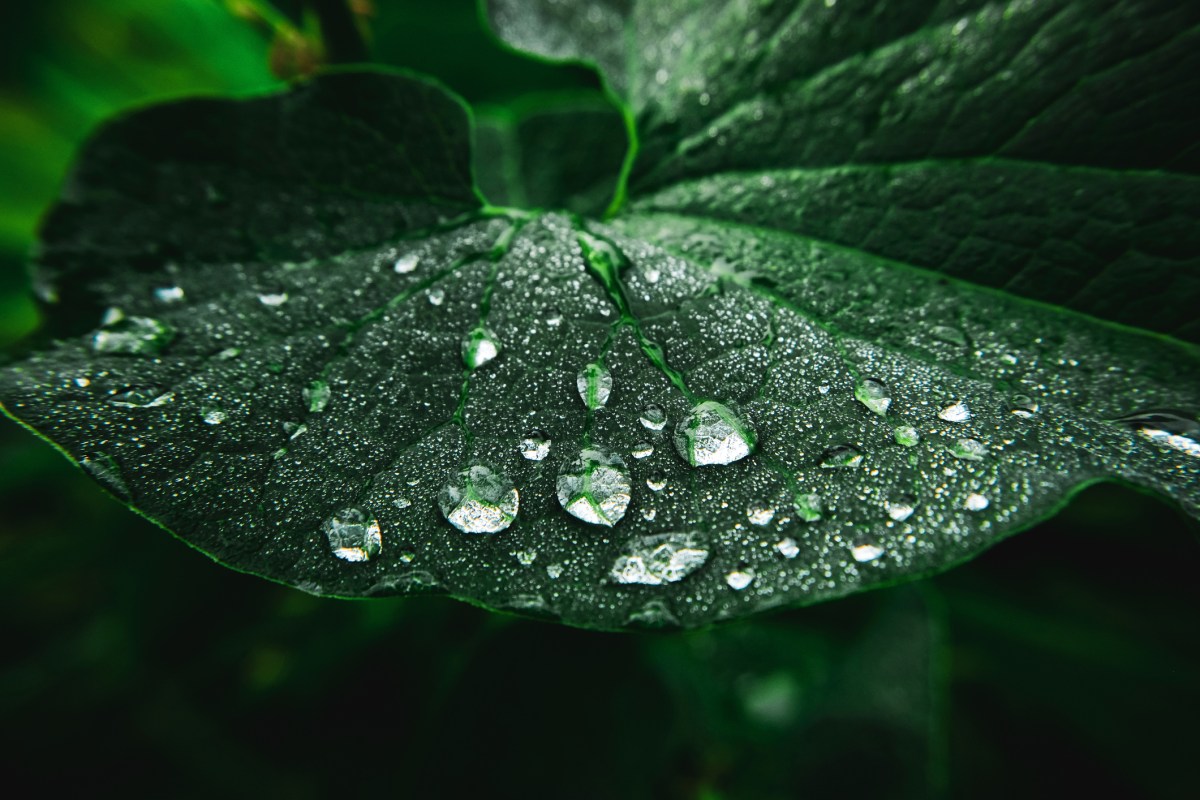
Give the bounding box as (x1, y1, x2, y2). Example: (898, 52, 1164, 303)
(851, 542, 885, 562)
(793, 493, 823, 522)
(631, 442, 655, 459)
(439, 464, 519, 534)
(930, 325, 967, 347)
(324, 508, 382, 562)
(462, 326, 501, 369)
(949, 438, 987, 461)
(1113, 410, 1200, 458)
(576, 362, 612, 409)
(1009, 394, 1039, 417)
(108, 386, 174, 409)
(776, 537, 800, 559)
(894, 424, 921, 447)
(746, 500, 775, 526)
(81, 453, 129, 497)
(519, 429, 551, 461)
(639, 403, 667, 431)
(515, 549, 537, 566)
(673, 400, 755, 466)
(964, 492, 989, 511)
(725, 568, 756, 590)
(154, 286, 185, 304)
(257, 292, 289, 307)
(394, 253, 420, 274)
(543, 306, 563, 327)
(887, 494, 917, 522)
(556, 447, 632, 527)
(200, 406, 227, 425)
(938, 401, 972, 423)
(820, 444, 863, 469)
(304, 380, 330, 413)
(91, 315, 174, 355)
(427, 288, 445, 306)
(645, 470, 668, 492)
(609, 531, 709, 585)
(854, 377, 891, 416)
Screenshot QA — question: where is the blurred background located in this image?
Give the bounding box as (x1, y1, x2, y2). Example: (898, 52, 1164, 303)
(0, 2, 1196, 797)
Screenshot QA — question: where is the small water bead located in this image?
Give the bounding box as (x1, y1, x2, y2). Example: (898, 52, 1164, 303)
(631, 442, 655, 459)
(894, 425, 921, 447)
(462, 326, 502, 369)
(609, 532, 710, 585)
(556, 447, 632, 527)
(154, 286, 185, 304)
(673, 400, 756, 466)
(1009, 394, 1039, 418)
(776, 537, 800, 559)
(519, 429, 551, 461)
(854, 377, 891, 416)
(646, 471, 668, 491)
(938, 401, 972, 423)
(820, 444, 863, 469)
(725, 568, 756, 591)
(964, 493, 990, 511)
(576, 362, 612, 409)
(257, 292, 288, 306)
(950, 438, 987, 461)
(886, 494, 917, 522)
(439, 464, 520, 534)
(793, 493, 823, 522)
(91, 315, 174, 355)
(108, 387, 174, 409)
(304, 380, 331, 413)
(200, 406, 227, 425)
(746, 500, 775, 526)
(427, 288, 445, 306)
(393, 253, 420, 274)
(639, 404, 667, 431)
(851, 542, 885, 563)
(1113, 410, 1200, 458)
(323, 508, 382, 562)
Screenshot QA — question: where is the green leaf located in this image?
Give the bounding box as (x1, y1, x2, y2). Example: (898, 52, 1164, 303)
(3, 1, 1200, 631)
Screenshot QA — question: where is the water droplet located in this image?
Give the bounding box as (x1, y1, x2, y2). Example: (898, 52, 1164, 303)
(438, 464, 519, 534)
(427, 288, 445, 306)
(217, 347, 241, 360)
(323, 508, 382, 562)
(546, 563, 563, 579)
(283, 421, 308, 440)
(1009, 394, 1039, 417)
(399, 550, 415, 564)
(631, 442, 655, 459)
(394, 253, 420, 273)
(462, 326, 501, 369)
(639, 403, 667, 431)
(519, 429, 551, 461)
(938, 401, 972, 423)
(725, 568, 755, 590)
(74, 377, 91, 387)
(854, 377, 891, 416)
(820, 444, 863, 469)
(1113, 410, 1200, 458)
(746, 500, 775, 526)
(91, 315, 174, 355)
(108, 387, 174, 409)
(673, 400, 756, 466)
(257, 292, 288, 306)
(154, 286, 185, 304)
(646, 471, 668, 491)
(930, 324, 968, 347)
(576, 362, 612, 409)
(964, 492, 989, 511)
(543, 306, 563, 327)
(894, 424, 921, 447)
(304, 380, 330, 413)
(886, 494, 916, 522)
(80, 453, 129, 497)
(776, 537, 800, 559)
(793, 493, 823, 522)
(626, 599, 679, 628)
(641, 507, 657, 521)
(515, 549, 537, 566)
(644, 268, 661, 284)
(610, 532, 709, 585)
(852, 542, 885, 562)
(393, 497, 412, 509)
(200, 406, 227, 425)
(556, 447, 632, 527)
(818, 385, 831, 395)
(949, 438, 987, 461)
